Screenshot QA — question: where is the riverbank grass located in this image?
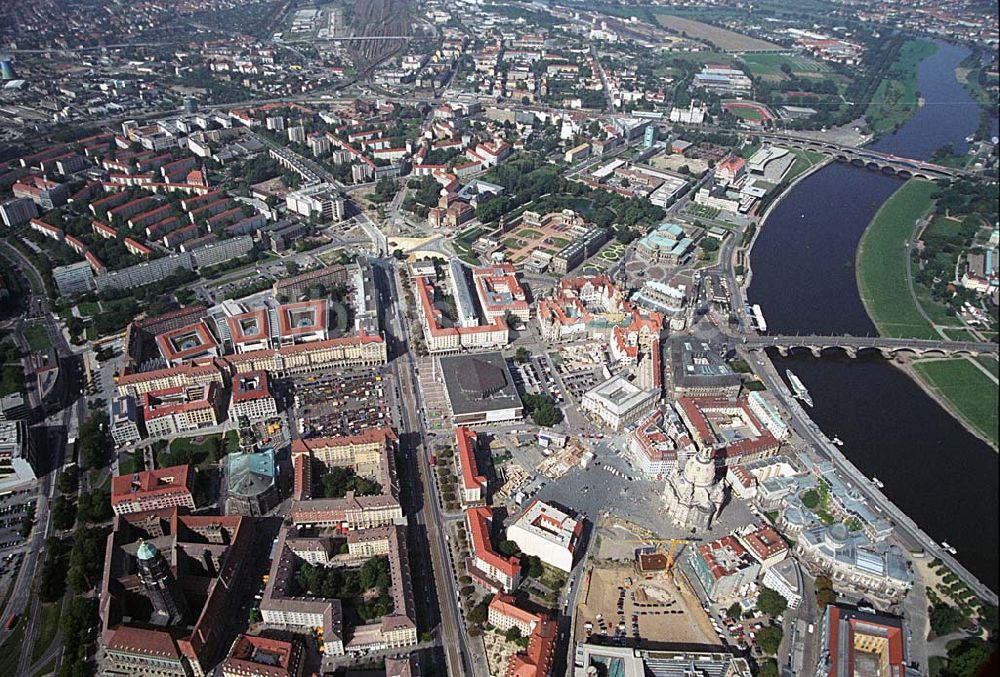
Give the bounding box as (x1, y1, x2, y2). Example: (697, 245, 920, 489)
(912, 359, 999, 448)
(866, 40, 938, 135)
(857, 179, 938, 339)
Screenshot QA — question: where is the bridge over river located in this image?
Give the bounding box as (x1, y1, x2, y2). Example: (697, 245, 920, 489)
(736, 334, 999, 359)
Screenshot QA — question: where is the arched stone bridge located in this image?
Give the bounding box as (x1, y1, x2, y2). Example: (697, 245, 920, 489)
(759, 134, 976, 182)
(738, 335, 999, 359)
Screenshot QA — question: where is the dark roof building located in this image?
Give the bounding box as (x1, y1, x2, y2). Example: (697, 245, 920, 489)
(440, 352, 524, 425)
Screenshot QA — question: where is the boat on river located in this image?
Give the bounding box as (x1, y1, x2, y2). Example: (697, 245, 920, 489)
(871, 476, 884, 489)
(786, 370, 813, 407)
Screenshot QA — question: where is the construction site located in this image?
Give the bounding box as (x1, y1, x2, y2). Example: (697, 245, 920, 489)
(574, 521, 721, 649)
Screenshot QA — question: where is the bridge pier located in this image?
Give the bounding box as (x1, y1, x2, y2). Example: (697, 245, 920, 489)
(844, 347, 857, 359)
(808, 346, 823, 358)
(777, 346, 790, 358)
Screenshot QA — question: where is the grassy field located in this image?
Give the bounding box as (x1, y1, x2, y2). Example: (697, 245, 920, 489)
(729, 105, 765, 120)
(741, 52, 829, 77)
(22, 323, 50, 351)
(856, 179, 939, 339)
(866, 40, 937, 135)
(31, 602, 60, 663)
(656, 14, 782, 52)
(913, 359, 999, 448)
(782, 148, 827, 184)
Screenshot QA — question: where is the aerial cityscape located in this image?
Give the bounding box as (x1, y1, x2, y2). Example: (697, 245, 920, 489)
(0, 0, 996, 675)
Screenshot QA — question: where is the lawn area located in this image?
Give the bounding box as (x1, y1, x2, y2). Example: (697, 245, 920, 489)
(116, 453, 139, 476)
(913, 359, 999, 448)
(76, 301, 101, 317)
(782, 148, 826, 184)
(22, 323, 50, 351)
(975, 356, 999, 378)
(856, 179, 939, 339)
(31, 602, 61, 663)
(866, 40, 937, 135)
(0, 616, 24, 673)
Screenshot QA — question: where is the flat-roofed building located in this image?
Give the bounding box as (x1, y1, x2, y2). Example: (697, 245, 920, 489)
(109, 394, 143, 446)
(110, 464, 195, 515)
(581, 373, 660, 431)
(506, 499, 582, 573)
(0, 420, 37, 483)
(670, 338, 741, 398)
(440, 353, 524, 425)
(0, 197, 37, 227)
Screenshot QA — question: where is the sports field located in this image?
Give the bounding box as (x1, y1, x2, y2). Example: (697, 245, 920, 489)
(741, 52, 830, 77)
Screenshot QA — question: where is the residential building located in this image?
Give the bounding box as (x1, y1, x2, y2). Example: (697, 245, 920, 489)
(488, 594, 542, 636)
(285, 183, 345, 221)
(465, 506, 521, 593)
(12, 175, 68, 209)
(736, 523, 789, 570)
(506, 499, 582, 573)
(229, 370, 278, 421)
(456, 426, 487, 506)
(762, 558, 803, 610)
(505, 618, 557, 677)
(52, 261, 96, 295)
(110, 464, 196, 515)
(142, 382, 224, 437)
(0, 197, 37, 227)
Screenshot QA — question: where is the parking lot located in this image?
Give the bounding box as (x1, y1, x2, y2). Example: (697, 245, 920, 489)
(510, 355, 564, 404)
(292, 369, 394, 438)
(0, 493, 34, 552)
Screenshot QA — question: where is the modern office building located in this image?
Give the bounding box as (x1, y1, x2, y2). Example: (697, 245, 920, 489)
(0, 420, 37, 484)
(0, 197, 37, 227)
(109, 394, 143, 446)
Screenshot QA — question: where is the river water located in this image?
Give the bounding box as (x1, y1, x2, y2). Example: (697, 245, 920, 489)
(747, 40, 998, 591)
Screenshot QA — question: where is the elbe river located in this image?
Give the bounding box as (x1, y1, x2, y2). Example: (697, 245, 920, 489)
(747, 40, 999, 591)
